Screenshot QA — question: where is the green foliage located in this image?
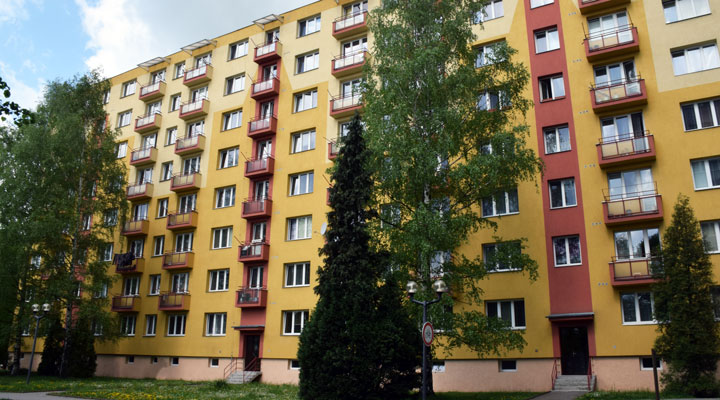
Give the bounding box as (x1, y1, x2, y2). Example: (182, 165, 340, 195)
(363, 0, 542, 358)
(297, 115, 420, 399)
(652, 195, 720, 397)
(0, 76, 33, 125)
(38, 314, 65, 376)
(65, 318, 97, 378)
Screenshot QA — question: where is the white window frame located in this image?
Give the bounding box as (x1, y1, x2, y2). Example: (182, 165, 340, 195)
(225, 74, 245, 95)
(530, 0, 554, 8)
(283, 310, 309, 335)
(170, 94, 181, 112)
(552, 235, 582, 267)
(228, 40, 249, 60)
(672, 43, 720, 76)
(123, 276, 140, 296)
(481, 189, 519, 217)
(474, 0, 504, 23)
(499, 360, 518, 372)
(663, 0, 711, 24)
(116, 141, 128, 158)
(288, 216, 312, 241)
(122, 80, 136, 97)
(291, 130, 316, 153)
(205, 313, 227, 336)
(701, 220, 720, 253)
(167, 314, 186, 336)
(296, 51, 320, 74)
(475, 41, 503, 67)
(485, 299, 526, 329)
(544, 125, 571, 154)
(483, 242, 522, 272)
(212, 227, 233, 249)
(165, 127, 177, 146)
(174, 62, 185, 79)
(222, 110, 242, 131)
(285, 262, 310, 287)
(691, 157, 720, 190)
(539, 75, 565, 101)
(289, 172, 314, 196)
(160, 162, 173, 182)
(218, 148, 239, 169)
(298, 15, 321, 37)
(145, 315, 157, 336)
(621, 292, 656, 325)
(149, 274, 161, 296)
(215, 186, 236, 208)
(117, 111, 132, 127)
(102, 243, 113, 261)
(294, 89, 318, 112)
(157, 198, 168, 218)
(681, 98, 720, 131)
(121, 315, 136, 336)
(175, 232, 193, 253)
(549, 178, 577, 209)
(534, 27, 559, 53)
(209, 269, 229, 292)
(640, 357, 663, 371)
(153, 236, 165, 257)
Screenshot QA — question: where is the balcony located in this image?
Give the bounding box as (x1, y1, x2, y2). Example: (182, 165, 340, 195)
(235, 287, 267, 308)
(114, 256, 144, 274)
(597, 133, 655, 168)
(162, 251, 194, 270)
(129, 147, 157, 167)
(242, 198, 273, 219)
(134, 113, 162, 134)
(126, 183, 154, 201)
(602, 184, 663, 226)
(244, 157, 275, 178)
(332, 51, 367, 78)
(333, 11, 368, 39)
(111, 295, 141, 312)
(327, 187, 331, 206)
(328, 141, 340, 160)
(158, 292, 191, 311)
(167, 210, 198, 230)
(578, 0, 630, 14)
(121, 219, 149, 236)
(139, 81, 166, 102)
(179, 99, 209, 120)
(254, 41, 282, 63)
(590, 78, 646, 113)
(609, 257, 659, 286)
(175, 134, 205, 155)
(183, 64, 213, 86)
(584, 25, 639, 62)
(251, 77, 280, 100)
(170, 172, 201, 192)
(330, 93, 363, 119)
(238, 242, 270, 263)
(247, 116, 277, 139)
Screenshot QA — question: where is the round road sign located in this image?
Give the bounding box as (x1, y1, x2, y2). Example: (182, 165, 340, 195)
(422, 322, 434, 346)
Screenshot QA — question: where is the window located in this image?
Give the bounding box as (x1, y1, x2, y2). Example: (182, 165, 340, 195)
(539, 75, 565, 101)
(621, 292, 655, 324)
(130, 239, 144, 259)
(701, 220, 720, 253)
(500, 360, 517, 372)
(285, 262, 310, 287)
(151, 357, 158, 364)
(104, 209, 118, 226)
(219, 147, 239, 169)
(160, 162, 173, 182)
(171, 273, 189, 293)
(92, 320, 103, 336)
(209, 269, 229, 292)
(165, 127, 177, 146)
(640, 357, 663, 370)
(486, 299, 526, 329)
(474, 0, 504, 23)
(94, 283, 108, 299)
(117, 110, 132, 127)
(475, 41, 503, 67)
(175, 233, 193, 253)
(212, 227, 233, 249)
(553, 235, 582, 266)
(149, 274, 161, 296)
(102, 243, 113, 261)
(123, 276, 140, 296)
(288, 216, 312, 240)
(289, 360, 301, 370)
(477, 90, 507, 111)
(601, 112, 645, 143)
(222, 110, 242, 131)
(145, 315, 157, 336)
(215, 186, 236, 208)
(137, 167, 152, 185)
(171, 357, 180, 366)
(483, 242, 522, 272)
(290, 172, 314, 196)
(614, 228, 660, 260)
(482, 189, 519, 217)
(531, 0, 553, 7)
(225, 74, 245, 95)
(121, 315, 136, 336)
(712, 287, 720, 319)
(249, 266, 264, 289)
(672, 43, 720, 75)
(122, 80, 136, 97)
(588, 12, 632, 49)
(169, 94, 181, 112)
(681, 98, 720, 131)
(594, 60, 637, 89)
(663, 0, 711, 23)
(116, 141, 127, 158)
(291, 130, 316, 153)
(432, 361, 446, 372)
(549, 178, 576, 208)
(195, 53, 211, 67)
(283, 310, 309, 335)
(167, 314, 186, 336)
(608, 168, 655, 199)
(534, 27, 559, 53)
(210, 358, 220, 367)
(206, 313, 227, 336)
(153, 236, 165, 257)
(179, 193, 197, 213)
(157, 198, 168, 218)
(298, 15, 321, 36)
(103, 90, 110, 104)
(251, 222, 267, 243)
(229, 40, 249, 60)
(174, 62, 185, 79)
(133, 202, 149, 221)
(296, 51, 320, 74)
(294, 89, 318, 112)
(543, 125, 571, 154)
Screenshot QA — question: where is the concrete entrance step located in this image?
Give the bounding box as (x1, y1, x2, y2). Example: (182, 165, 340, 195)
(226, 370, 261, 384)
(553, 375, 595, 392)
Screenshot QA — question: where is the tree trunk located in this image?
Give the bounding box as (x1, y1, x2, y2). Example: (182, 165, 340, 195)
(10, 272, 28, 375)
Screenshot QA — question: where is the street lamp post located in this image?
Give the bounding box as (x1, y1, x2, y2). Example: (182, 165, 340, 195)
(25, 303, 50, 385)
(406, 279, 448, 400)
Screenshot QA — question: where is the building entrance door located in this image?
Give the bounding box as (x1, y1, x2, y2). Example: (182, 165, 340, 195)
(244, 335, 260, 371)
(560, 326, 589, 375)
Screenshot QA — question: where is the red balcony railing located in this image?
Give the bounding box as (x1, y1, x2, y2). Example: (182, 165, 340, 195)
(235, 287, 268, 308)
(121, 219, 149, 236)
(330, 92, 363, 118)
(609, 256, 660, 286)
(179, 99, 209, 120)
(596, 132, 655, 168)
(158, 291, 191, 311)
(167, 210, 198, 230)
(126, 183, 153, 201)
(242, 198, 272, 219)
(162, 251, 194, 270)
(248, 116, 277, 138)
(183, 64, 213, 86)
(332, 50, 367, 77)
(238, 242, 270, 263)
(111, 295, 141, 312)
(333, 11, 368, 39)
(114, 256, 144, 274)
(139, 81, 166, 101)
(130, 147, 157, 167)
(244, 157, 275, 178)
(175, 134, 205, 155)
(584, 25, 639, 61)
(590, 78, 646, 113)
(251, 77, 280, 100)
(328, 141, 340, 160)
(602, 183, 663, 225)
(170, 172, 201, 192)
(254, 41, 282, 63)
(578, 0, 630, 14)
(134, 113, 162, 133)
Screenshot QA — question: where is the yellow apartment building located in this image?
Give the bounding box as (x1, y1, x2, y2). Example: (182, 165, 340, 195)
(19, 0, 720, 392)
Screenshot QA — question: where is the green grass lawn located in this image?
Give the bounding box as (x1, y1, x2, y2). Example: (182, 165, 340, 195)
(0, 375, 540, 400)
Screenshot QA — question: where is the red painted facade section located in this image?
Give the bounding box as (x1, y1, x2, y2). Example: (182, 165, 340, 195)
(522, 0, 595, 357)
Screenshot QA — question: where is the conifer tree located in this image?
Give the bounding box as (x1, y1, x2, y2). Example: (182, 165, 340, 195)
(297, 115, 420, 399)
(653, 195, 720, 397)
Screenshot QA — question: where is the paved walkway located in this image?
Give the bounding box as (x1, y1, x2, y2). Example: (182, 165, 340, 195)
(0, 392, 82, 400)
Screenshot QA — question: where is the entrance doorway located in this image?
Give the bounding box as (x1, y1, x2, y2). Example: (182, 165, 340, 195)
(244, 335, 261, 371)
(559, 326, 589, 375)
